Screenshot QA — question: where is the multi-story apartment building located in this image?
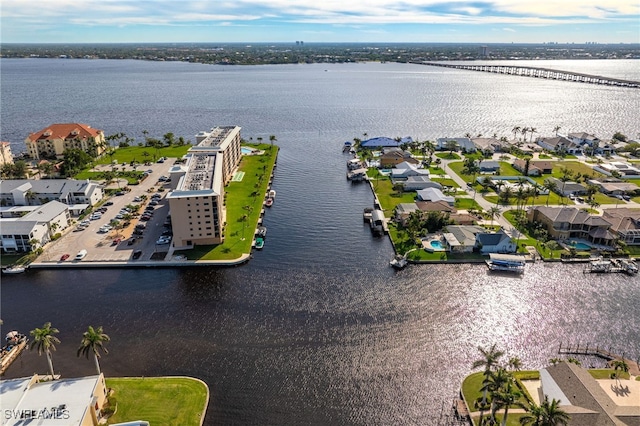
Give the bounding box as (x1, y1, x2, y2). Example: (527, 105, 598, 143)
(0, 142, 14, 166)
(167, 126, 242, 248)
(25, 123, 107, 160)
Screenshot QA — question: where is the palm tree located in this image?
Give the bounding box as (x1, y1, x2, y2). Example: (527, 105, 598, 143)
(529, 127, 537, 143)
(488, 206, 502, 226)
(269, 135, 277, 147)
(496, 380, 523, 426)
(512, 126, 521, 141)
(543, 179, 558, 206)
(611, 359, 629, 383)
(77, 325, 110, 375)
(482, 368, 511, 422)
(508, 356, 522, 371)
(553, 125, 561, 136)
(30, 322, 61, 379)
(473, 344, 505, 405)
(520, 396, 570, 426)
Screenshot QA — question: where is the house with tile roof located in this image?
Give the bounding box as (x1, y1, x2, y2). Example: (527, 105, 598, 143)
(25, 123, 106, 160)
(545, 177, 587, 197)
(379, 148, 419, 168)
(471, 137, 509, 154)
(513, 159, 554, 176)
(537, 136, 582, 154)
(527, 206, 617, 247)
(603, 208, 640, 246)
(435, 137, 476, 153)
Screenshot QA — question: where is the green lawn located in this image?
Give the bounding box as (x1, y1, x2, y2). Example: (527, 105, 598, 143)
(96, 145, 192, 165)
(179, 145, 278, 260)
(588, 369, 630, 380)
(105, 377, 208, 426)
(373, 178, 416, 212)
(436, 152, 460, 160)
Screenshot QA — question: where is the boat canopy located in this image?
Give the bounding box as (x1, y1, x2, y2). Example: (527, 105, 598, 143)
(489, 253, 525, 263)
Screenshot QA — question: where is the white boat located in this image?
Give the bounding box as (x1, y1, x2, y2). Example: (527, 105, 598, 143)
(257, 226, 267, 238)
(620, 259, 638, 275)
(485, 254, 526, 274)
(268, 189, 276, 199)
(2, 266, 26, 274)
(390, 255, 408, 270)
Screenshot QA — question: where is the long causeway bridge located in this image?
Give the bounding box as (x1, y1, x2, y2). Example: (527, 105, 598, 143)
(416, 62, 640, 88)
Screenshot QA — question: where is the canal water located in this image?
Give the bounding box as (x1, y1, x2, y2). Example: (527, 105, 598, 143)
(1, 59, 639, 425)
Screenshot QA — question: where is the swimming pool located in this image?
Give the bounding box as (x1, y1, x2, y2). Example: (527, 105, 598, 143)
(430, 240, 444, 249)
(241, 147, 256, 155)
(570, 241, 592, 250)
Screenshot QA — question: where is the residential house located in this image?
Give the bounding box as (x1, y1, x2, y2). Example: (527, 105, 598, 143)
(537, 136, 581, 154)
(435, 137, 476, 153)
(587, 179, 639, 196)
(0, 201, 70, 253)
(471, 137, 508, 154)
(0, 142, 14, 166)
(477, 160, 500, 173)
(443, 225, 485, 253)
(401, 176, 443, 192)
(360, 136, 412, 149)
(603, 208, 640, 246)
(394, 203, 421, 224)
(475, 229, 515, 254)
(527, 206, 616, 247)
(416, 187, 455, 205)
(416, 200, 456, 214)
(567, 132, 614, 155)
(594, 161, 640, 178)
(0, 374, 110, 426)
(449, 213, 479, 225)
(545, 177, 587, 197)
(512, 159, 553, 176)
(537, 361, 640, 425)
(25, 123, 107, 160)
(391, 162, 430, 180)
(379, 148, 419, 168)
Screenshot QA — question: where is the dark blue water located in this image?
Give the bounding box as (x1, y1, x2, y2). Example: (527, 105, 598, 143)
(1, 59, 639, 425)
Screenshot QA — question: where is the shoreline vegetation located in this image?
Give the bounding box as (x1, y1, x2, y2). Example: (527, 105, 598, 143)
(1, 42, 639, 65)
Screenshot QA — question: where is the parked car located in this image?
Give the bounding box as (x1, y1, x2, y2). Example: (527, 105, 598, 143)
(75, 249, 87, 260)
(132, 250, 142, 259)
(156, 236, 171, 245)
(104, 201, 114, 206)
(60, 254, 70, 261)
(111, 238, 121, 246)
(127, 238, 137, 246)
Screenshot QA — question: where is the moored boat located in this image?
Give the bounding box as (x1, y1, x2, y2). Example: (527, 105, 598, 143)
(0, 331, 29, 375)
(268, 189, 276, 199)
(485, 254, 526, 274)
(265, 197, 274, 207)
(2, 265, 26, 274)
(257, 226, 267, 238)
(255, 237, 265, 250)
(390, 255, 408, 270)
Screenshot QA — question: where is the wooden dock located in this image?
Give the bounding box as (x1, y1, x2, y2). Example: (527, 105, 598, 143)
(558, 343, 640, 376)
(415, 62, 640, 89)
(0, 339, 28, 375)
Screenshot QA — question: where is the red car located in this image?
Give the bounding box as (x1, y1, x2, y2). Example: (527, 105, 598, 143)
(60, 254, 70, 261)
(111, 238, 121, 246)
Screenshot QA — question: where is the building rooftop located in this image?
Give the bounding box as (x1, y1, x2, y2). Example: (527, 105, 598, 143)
(27, 123, 102, 142)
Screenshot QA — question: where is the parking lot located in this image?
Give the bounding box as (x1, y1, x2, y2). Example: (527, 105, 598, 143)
(42, 160, 177, 264)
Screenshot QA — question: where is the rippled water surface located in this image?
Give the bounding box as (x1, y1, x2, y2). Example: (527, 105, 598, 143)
(1, 59, 639, 425)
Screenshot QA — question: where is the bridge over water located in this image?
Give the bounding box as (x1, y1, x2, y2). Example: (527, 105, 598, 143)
(416, 62, 640, 89)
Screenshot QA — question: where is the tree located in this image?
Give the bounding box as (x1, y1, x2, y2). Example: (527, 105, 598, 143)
(612, 132, 627, 142)
(558, 167, 573, 204)
(543, 179, 558, 206)
(512, 126, 521, 141)
(553, 125, 561, 136)
(163, 132, 175, 147)
(496, 380, 523, 426)
(473, 344, 505, 405)
(520, 396, 570, 426)
(269, 135, 277, 147)
(446, 140, 458, 156)
(611, 359, 629, 384)
(529, 127, 537, 143)
(30, 322, 61, 379)
(77, 325, 110, 375)
(62, 148, 92, 177)
(488, 206, 502, 226)
(508, 356, 522, 371)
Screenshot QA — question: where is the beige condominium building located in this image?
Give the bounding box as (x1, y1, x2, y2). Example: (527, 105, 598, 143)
(0, 142, 14, 166)
(25, 123, 106, 160)
(167, 126, 242, 248)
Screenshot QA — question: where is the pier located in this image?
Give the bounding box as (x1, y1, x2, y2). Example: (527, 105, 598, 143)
(416, 62, 640, 89)
(558, 343, 640, 376)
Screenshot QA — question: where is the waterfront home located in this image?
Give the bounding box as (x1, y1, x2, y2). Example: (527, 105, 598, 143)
(536, 136, 582, 154)
(475, 229, 516, 254)
(25, 123, 107, 160)
(512, 159, 553, 176)
(471, 137, 508, 154)
(603, 208, 640, 246)
(0, 374, 110, 426)
(401, 176, 443, 192)
(566, 132, 614, 155)
(0, 200, 70, 253)
(477, 160, 500, 173)
(416, 187, 455, 206)
(527, 206, 616, 247)
(545, 177, 587, 197)
(449, 212, 479, 225)
(0, 142, 14, 166)
(379, 148, 418, 168)
(435, 137, 476, 153)
(443, 225, 485, 253)
(537, 361, 640, 425)
(0, 178, 104, 213)
(393, 203, 421, 224)
(360, 136, 412, 149)
(416, 200, 456, 214)
(390, 162, 430, 180)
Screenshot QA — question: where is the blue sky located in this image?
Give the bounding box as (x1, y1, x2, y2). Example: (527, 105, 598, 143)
(2, 0, 639, 43)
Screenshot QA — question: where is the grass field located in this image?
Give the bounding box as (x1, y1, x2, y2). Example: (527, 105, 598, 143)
(105, 377, 208, 426)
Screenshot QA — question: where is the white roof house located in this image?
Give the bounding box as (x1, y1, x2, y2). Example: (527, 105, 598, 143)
(391, 162, 430, 179)
(0, 201, 70, 253)
(0, 374, 108, 426)
(416, 187, 455, 205)
(401, 176, 443, 191)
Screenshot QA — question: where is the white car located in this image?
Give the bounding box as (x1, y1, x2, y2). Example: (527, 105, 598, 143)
(75, 249, 87, 260)
(156, 236, 171, 245)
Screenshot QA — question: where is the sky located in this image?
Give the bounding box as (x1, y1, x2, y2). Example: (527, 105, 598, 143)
(1, 0, 639, 44)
